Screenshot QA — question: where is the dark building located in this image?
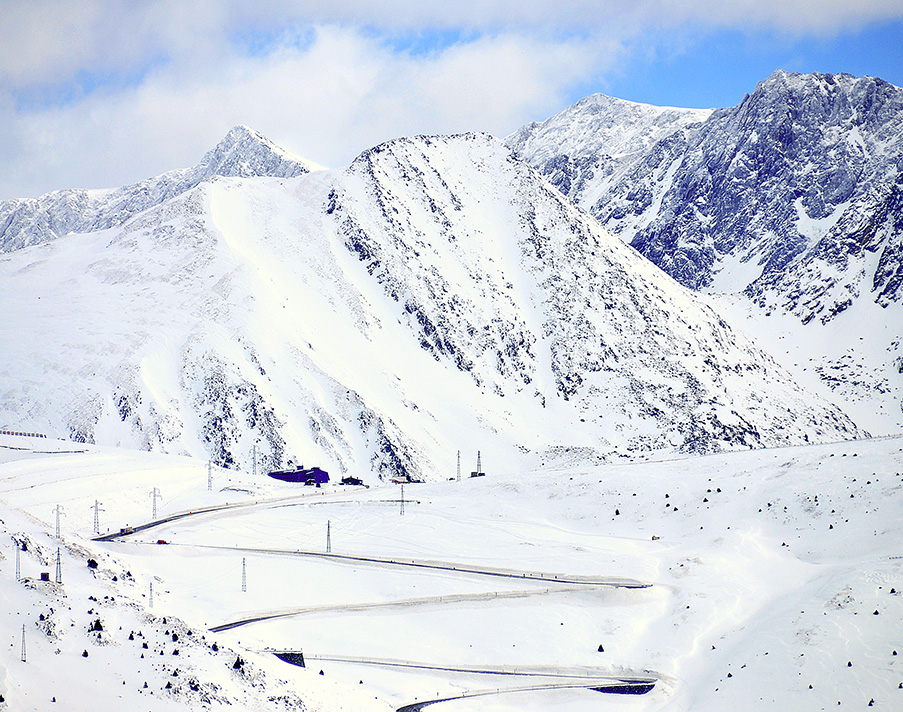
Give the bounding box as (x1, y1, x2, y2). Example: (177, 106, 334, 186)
(268, 466, 329, 486)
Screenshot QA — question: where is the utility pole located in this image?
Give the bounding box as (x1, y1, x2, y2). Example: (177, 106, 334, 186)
(150, 487, 162, 519)
(456, 450, 461, 482)
(326, 520, 331, 553)
(400, 484, 405, 516)
(55, 547, 62, 584)
(149, 581, 154, 608)
(20, 624, 26, 663)
(207, 460, 212, 491)
(92, 500, 103, 535)
(241, 557, 247, 593)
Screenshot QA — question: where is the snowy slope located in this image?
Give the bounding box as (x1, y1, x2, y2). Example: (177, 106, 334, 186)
(0, 435, 372, 712)
(712, 290, 903, 436)
(0, 170, 433, 482)
(2, 431, 901, 711)
(0, 132, 863, 483)
(0, 126, 319, 253)
(328, 133, 861, 455)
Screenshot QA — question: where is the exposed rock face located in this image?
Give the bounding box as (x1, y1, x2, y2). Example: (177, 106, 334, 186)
(508, 71, 903, 320)
(507, 93, 711, 210)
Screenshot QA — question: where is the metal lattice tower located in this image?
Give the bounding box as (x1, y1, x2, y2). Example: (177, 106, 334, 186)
(55, 547, 62, 584)
(326, 520, 331, 553)
(20, 624, 26, 663)
(92, 500, 103, 535)
(241, 557, 247, 593)
(54, 504, 62, 539)
(150, 487, 162, 519)
(400, 484, 405, 516)
(253, 444, 257, 478)
(456, 450, 461, 482)
(207, 460, 212, 491)
(15, 545, 20, 580)
(477, 450, 481, 474)
(149, 580, 154, 608)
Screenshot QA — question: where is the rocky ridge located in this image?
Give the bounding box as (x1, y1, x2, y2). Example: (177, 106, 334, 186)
(0, 126, 316, 253)
(327, 132, 861, 453)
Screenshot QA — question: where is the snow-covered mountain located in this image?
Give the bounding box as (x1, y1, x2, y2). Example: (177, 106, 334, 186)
(0, 130, 862, 479)
(506, 93, 711, 211)
(508, 71, 903, 304)
(0, 126, 318, 253)
(508, 71, 903, 434)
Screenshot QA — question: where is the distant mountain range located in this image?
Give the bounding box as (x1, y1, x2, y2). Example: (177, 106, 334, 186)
(0, 116, 868, 478)
(507, 71, 903, 316)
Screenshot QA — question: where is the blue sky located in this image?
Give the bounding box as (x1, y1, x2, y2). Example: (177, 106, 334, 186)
(598, 20, 903, 109)
(0, 1, 901, 200)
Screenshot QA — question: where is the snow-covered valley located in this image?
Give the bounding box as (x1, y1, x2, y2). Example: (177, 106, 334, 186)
(1, 431, 902, 711)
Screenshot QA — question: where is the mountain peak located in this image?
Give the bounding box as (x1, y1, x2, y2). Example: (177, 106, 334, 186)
(0, 126, 324, 253)
(509, 70, 903, 433)
(504, 92, 711, 204)
(195, 126, 322, 180)
(750, 69, 899, 105)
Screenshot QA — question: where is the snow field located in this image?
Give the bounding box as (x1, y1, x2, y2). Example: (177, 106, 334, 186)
(1, 433, 902, 710)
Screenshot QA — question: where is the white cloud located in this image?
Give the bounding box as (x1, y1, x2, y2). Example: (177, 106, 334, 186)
(1, 0, 902, 199)
(0, 0, 222, 88)
(0, 25, 616, 198)
(665, 0, 903, 34)
(3, 1, 902, 88)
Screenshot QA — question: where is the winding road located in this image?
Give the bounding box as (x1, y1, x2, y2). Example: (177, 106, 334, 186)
(210, 586, 589, 632)
(284, 655, 658, 710)
(393, 680, 657, 712)
(91, 488, 370, 542)
(175, 541, 651, 588)
(94, 486, 657, 709)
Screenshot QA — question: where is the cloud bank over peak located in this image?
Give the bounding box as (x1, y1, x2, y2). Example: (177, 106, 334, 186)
(0, 0, 901, 200)
(0, 21, 615, 199)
